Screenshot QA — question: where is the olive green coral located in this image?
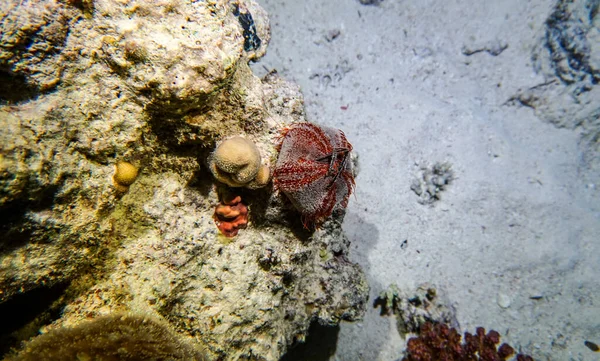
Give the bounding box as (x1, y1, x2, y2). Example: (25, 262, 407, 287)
(208, 136, 270, 189)
(4, 313, 207, 361)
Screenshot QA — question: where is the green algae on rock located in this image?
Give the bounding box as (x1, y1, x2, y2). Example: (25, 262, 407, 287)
(4, 314, 207, 361)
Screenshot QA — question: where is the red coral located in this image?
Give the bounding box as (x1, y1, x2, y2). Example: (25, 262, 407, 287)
(403, 322, 534, 361)
(213, 195, 248, 237)
(273, 122, 355, 228)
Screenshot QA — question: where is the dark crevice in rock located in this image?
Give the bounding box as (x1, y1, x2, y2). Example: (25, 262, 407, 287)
(279, 321, 340, 361)
(0, 184, 59, 254)
(0, 203, 30, 253)
(0, 281, 70, 358)
(0, 70, 41, 105)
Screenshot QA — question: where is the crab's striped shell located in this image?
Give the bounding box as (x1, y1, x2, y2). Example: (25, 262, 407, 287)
(273, 122, 355, 228)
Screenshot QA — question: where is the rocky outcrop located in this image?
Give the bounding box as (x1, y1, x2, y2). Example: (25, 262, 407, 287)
(0, 1, 368, 360)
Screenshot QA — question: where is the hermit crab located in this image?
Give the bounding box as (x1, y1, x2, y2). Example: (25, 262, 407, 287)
(273, 122, 355, 228)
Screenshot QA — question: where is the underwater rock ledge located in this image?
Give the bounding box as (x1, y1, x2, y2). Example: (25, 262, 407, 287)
(0, 0, 368, 360)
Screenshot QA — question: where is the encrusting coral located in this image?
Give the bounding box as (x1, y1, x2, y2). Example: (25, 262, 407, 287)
(213, 194, 249, 237)
(402, 322, 535, 361)
(208, 136, 270, 189)
(273, 122, 355, 228)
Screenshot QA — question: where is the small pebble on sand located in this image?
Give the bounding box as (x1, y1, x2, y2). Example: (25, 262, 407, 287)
(497, 293, 511, 308)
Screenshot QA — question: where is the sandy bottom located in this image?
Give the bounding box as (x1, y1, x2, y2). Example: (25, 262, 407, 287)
(252, 1, 600, 360)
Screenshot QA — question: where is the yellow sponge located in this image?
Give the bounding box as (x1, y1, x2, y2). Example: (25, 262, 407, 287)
(113, 161, 138, 192)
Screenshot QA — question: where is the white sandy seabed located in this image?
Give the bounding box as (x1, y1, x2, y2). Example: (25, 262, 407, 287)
(251, 1, 600, 360)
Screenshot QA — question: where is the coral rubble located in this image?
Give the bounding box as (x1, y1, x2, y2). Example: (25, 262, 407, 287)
(375, 283, 457, 336)
(410, 162, 454, 205)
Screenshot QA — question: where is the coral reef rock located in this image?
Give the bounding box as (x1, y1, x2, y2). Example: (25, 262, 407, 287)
(374, 283, 457, 337)
(508, 0, 600, 193)
(0, 1, 368, 360)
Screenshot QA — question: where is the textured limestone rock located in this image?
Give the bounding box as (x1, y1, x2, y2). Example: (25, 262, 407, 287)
(0, 0, 74, 94)
(51, 173, 367, 360)
(0, 1, 367, 360)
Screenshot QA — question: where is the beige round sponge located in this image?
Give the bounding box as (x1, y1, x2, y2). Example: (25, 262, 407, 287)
(209, 136, 263, 187)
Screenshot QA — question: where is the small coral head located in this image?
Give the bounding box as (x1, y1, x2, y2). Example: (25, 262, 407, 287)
(273, 122, 355, 228)
(209, 136, 262, 187)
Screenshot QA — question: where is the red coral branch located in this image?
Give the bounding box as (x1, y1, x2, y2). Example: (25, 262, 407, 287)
(403, 322, 534, 361)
